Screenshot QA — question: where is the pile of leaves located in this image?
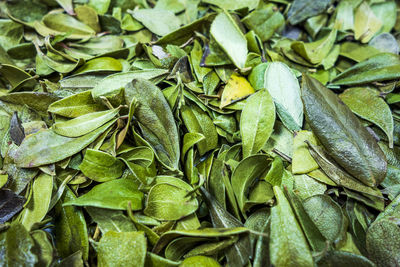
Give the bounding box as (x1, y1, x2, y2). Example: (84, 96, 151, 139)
(1, 0, 400, 266)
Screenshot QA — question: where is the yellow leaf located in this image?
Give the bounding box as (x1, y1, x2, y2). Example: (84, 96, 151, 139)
(354, 2, 382, 43)
(220, 74, 255, 109)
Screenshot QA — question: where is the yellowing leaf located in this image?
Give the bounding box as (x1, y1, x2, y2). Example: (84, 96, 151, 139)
(292, 131, 319, 174)
(354, 2, 382, 43)
(220, 74, 255, 109)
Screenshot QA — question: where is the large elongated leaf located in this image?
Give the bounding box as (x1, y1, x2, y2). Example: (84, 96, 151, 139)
(270, 186, 314, 267)
(331, 53, 400, 86)
(12, 119, 116, 168)
(240, 90, 275, 158)
(264, 62, 303, 130)
(210, 11, 248, 69)
(301, 75, 387, 187)
(125, 79, 180, 171)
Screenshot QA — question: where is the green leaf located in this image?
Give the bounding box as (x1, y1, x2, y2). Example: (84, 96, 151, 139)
(201, 187, 252, 267)
(317, 251, 375, 267)
(125, 79, 180, 171)
(181, 133, 206, 161)
(354, 2, 382, 43)
(86, 207, 136, 234)
(303, 194, 346, 243)
(0, 20, 24, 50)
(332, 53, 400, 86)
(75, 5, 101, 32)
(371, 1, 397, 33)
(241, 89, 275, 158)
(339, 87, 394, 148)
(181, 104, 218, 156)
(91, 69, 169, 100)
(97, 231, 146, 267)
(54, 186, 89, 260)
(63, 178, 144, 210)
(287, 0, 331, 25)
(0, 92, 59, 113)
(0, 223, 38, 266)
(293, 174, 326, 200)
(180, 256, 221, 267)
(19, 173, 53, 230)
(130, 9, 181, 36)
(307, 141, 383, 198)
(264, 62, 303, 131)
(48, 91, 105, 118)
(79, 149, 124, 182)
(291, 29, 337, 65)
(269, 186, 314, 267)
(285, 190, 327, 252)
(202, 0, 258, 10)
(242, 6, 284, 42)
(153, 227, 249, 255)
(39, 13, 96, 38)
(53, 108, 119, 137)
(74, 57, 122, 74)
(366, 218, 400, 267)
(301, 74, 387, 187)
(12, 119, 116, 168)
(31, 230, 54, 267)
(339, 42, 382, 62)
(0, 64, 36, 92)
(231, 155, 271, 214)
(210, 11, 248, 69)
(144, 182, 198, 221)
